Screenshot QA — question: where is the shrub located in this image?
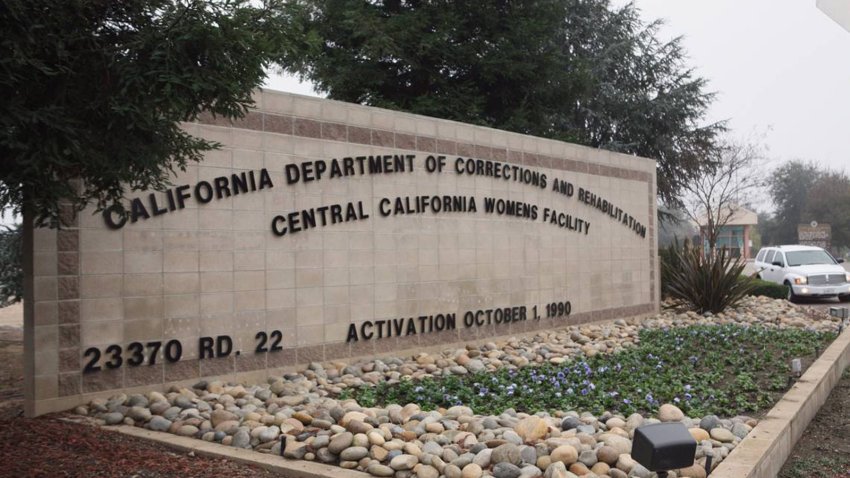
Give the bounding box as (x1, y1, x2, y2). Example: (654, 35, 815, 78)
(746, 278, 787, 300)
(663, 243, 756, 314)
(0, 224, 23, 307)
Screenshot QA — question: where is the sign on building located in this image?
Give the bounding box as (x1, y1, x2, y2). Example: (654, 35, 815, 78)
(798, 222, 832, 250)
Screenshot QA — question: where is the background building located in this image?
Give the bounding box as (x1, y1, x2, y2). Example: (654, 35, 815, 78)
(699, 205, 759, 259)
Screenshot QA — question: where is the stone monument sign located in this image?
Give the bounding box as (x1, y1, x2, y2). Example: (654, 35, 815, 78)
(23, 90, 658, 416)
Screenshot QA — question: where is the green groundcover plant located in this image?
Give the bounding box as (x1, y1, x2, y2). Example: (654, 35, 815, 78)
(341, 325, 834, 418)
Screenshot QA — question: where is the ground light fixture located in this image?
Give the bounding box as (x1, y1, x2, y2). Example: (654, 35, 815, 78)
(786, 357, 804, 389)
(791, 358, 802, 377)
(631, 422, 697, 477)
(830, 307, 849, 334)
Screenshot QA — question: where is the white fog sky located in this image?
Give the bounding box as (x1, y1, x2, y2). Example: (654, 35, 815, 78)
(627, 0, 850, 172)
(265, 0, 850, 173)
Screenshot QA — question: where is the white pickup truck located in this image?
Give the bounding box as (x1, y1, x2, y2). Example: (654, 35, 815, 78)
(754, 245, 850, 302)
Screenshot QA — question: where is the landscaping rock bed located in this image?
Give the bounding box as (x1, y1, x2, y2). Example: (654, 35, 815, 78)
(76, 297, 841, 478)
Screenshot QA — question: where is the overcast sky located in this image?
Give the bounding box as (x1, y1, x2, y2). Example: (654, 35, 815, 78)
(266, 0, 850, 174)
(626, 0, 850, 172)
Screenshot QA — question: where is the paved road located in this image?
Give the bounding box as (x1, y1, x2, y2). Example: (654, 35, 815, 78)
(0, 303, 22, 343)
(0, 303, 21, 328)
(794, 296, 849, 313)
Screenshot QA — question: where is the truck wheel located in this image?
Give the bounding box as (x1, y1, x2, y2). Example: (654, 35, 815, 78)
(785, 282, 797, 303)
(839, 294, 850, 303)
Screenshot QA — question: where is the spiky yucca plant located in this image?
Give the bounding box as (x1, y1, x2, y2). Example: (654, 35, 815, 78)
(663, 243, 756, 314)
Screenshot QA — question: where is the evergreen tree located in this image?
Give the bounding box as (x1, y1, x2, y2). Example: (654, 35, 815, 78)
(803, 171, 850, 249)
(284, 0, 724, 206)
(1, 0, 305, 226)
(0, 225, 22, 306)
(768, 161, 823, 244)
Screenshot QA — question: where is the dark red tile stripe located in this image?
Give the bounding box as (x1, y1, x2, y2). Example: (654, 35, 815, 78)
(197, 113, 655, 184)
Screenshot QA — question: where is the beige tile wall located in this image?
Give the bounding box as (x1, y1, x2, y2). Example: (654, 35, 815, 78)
(25, 90, 657, 416)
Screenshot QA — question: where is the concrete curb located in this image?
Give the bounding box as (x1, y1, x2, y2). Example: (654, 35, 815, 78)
(711, 324, 850, 477)
(109, 425, 371, 478)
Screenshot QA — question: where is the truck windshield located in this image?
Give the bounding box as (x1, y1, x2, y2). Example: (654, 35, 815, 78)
(785, 250, 836, 266)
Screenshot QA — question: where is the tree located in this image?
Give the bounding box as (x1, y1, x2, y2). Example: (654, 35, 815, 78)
(767, 161, 823, 244)
(284, 0, 566, 134)
(283, 0, 723, 207)
(803, 171, 850, 249)
(0, 225, 23, 306)
(658, 206, 697, 247)
(681, 139, 764, 255)
(1, 0, 305, 226)
(756, 211, 779, 247)
(548, 3, 723, 208)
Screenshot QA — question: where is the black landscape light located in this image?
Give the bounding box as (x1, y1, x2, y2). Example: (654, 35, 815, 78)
(631, 422, 697, 477)
(830, 307, 849, 320)
(831, 307, 849, 334)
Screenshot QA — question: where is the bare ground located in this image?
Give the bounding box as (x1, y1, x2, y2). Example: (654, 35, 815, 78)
(0, 302, 23, 420)
(779, 365, 850, 478)
(0, 303, 279, 477)
(0, 301, 22, 327)
(0, 416, 281, 478)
